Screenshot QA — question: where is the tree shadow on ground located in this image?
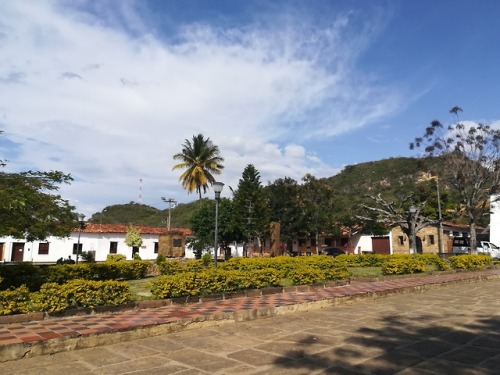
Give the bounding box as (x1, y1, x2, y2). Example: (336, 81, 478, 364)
(272, 311, 500, 374)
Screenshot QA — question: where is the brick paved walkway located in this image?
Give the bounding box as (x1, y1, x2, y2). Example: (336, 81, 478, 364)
(1, 268, 499, 363)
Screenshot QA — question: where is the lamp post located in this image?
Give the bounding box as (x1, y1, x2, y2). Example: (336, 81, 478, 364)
(161, 197, 177, 231)
(75, 213, 85, 264)
(409, 205, 417, 259)
(213, 182, 224, 267)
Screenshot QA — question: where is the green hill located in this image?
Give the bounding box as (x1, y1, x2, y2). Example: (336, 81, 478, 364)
(88, 200, 201, 229)
(88, 156, 477, 229)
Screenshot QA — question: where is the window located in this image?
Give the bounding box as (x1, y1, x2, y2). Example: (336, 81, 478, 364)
(173, 238, 182, 247)
(398, 236, 404, 245)
(38, 242, 49, 255)
(428, 235, 435, 245)
(72, 243, 83, 255)
(154, 242, 159, 254)
(109, 241, 118, 254)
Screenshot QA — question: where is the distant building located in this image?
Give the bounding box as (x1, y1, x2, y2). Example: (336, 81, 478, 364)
(0, 223, 191, 263)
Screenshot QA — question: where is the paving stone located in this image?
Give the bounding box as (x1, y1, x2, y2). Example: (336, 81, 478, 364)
(0, 269, 499, 374)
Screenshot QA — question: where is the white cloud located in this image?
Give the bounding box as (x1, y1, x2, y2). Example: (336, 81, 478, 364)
(0, 0, 403, 215)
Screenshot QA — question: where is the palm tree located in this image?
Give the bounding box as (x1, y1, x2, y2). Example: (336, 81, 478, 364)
(172, 134, 224, 200)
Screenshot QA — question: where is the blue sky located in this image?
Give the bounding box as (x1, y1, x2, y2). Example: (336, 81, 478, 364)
(1, 0, 499, 216)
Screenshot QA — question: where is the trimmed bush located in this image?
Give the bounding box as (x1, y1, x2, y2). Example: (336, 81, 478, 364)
(448, 255, 492, 269)
(32, 279, 132, 312)
(382, 255, 426, 275)
(0, 285, 32, 315)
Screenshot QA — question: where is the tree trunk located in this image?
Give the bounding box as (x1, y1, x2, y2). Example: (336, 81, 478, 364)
(469, 222, 477, 254)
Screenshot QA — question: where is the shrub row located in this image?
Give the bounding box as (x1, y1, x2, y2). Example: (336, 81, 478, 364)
(0, 261, 151, 291)
(0, 279, 131, 315)
(448, 254, 492, 269)
(150, 264, 350, 299)
(157, 253, 493, 278)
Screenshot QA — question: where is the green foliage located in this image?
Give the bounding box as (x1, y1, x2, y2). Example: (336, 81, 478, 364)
(448, 255, 492, 269)
(150, 256, 351, 299)
(172, 133, 225, 199)
(232, 164, 268, 242)
(156, 254, 166, 264)
(382, 255, 427, 275)
(32, 280, 132, 312)
(0, 285, 32, 315)
(417, 254, 449, 271)
(106, 254, 127, 262)
(264, 177, 305, 241)
(0, 263, 45, 291)
(125, 227, 143, 248)
(88, 202, 196, 229)
(0, 169, 76, 241)
(158, 260, 186, 275)
(201, 252, 212, 267)
(190, 198, 238, 250)
(80, 251, 95, 263)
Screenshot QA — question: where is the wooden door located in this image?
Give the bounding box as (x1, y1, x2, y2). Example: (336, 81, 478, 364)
(372, 237, 390, 255)
(11, 243, 25, 262)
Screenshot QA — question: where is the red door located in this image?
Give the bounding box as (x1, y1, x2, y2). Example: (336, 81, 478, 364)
(11, 243, 25, 262)
(372, 237, 390, 255)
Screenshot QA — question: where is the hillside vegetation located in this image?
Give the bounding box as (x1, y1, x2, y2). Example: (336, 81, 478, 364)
(88, 156, 479, 229)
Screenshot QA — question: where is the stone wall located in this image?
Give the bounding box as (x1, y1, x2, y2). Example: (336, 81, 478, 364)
(158, 231, 186, 258)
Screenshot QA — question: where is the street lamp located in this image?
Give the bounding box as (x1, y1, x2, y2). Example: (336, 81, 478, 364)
(409, 205, 417, 259)
(213, 181, 224, 267)
(75, 213, 85, 264)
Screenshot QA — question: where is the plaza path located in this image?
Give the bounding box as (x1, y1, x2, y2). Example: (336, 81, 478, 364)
(0, 268, 499, 374)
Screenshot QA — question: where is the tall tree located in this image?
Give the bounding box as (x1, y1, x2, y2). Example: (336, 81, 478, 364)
(410, 107, 500, 253)
(232, 165, 268, 248)
(264, 177, 305, 244)
(172, 134, 224, 200)
(299, 174, 337, 254)
(189, 198, 236, 259)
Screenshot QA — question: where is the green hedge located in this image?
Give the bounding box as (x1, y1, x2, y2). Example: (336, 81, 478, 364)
(382, 255, 427, 275)
(150, 261, 350, 299)
(0, 279, 132, 315)
(0, 261, 151, 292)
(448, 254, 492, 269)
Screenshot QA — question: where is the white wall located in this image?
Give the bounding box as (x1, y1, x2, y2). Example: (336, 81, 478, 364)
(0, 231, 161, 263)
(490, 194, 500, 246)
(351, 234, 374, 254)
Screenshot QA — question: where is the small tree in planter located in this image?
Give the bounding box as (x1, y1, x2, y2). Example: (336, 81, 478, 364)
(125, 227, 143, 259)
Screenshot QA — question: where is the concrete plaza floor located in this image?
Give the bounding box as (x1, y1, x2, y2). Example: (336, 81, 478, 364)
(0, 269, 499, 374)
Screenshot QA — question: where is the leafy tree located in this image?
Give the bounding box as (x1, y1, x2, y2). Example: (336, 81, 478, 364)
(0, 170, 76, 241)
(358, 192, 439, 253)
(232, 165, 268, 249)
(410, 107, 500, 253)
(172, 134, 224, 200)
(264, 177, 305, 243)
(299, 174, 338, 253)
(189, 198, 236, 259)
(125, 226, 142, 258)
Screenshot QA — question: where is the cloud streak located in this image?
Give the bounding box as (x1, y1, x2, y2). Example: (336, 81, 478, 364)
(0, 0, 405, 215)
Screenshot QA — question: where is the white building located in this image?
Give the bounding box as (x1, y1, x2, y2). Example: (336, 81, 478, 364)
(0, 223, 192, 263)
(489, 194, 500, 246)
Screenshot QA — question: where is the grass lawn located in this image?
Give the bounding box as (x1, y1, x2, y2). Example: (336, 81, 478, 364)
(128, 277, 156, 300)
(348, 267, 383, 278)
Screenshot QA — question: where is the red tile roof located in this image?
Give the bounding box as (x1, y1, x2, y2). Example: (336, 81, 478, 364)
(78, 223, 191, 236)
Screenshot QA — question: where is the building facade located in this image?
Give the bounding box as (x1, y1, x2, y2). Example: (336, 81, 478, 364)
(0, 224, 191, 263)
